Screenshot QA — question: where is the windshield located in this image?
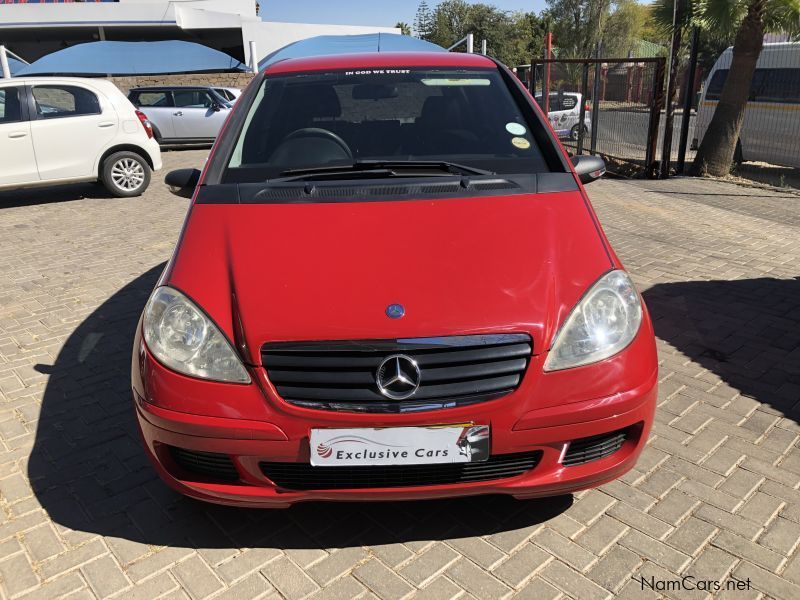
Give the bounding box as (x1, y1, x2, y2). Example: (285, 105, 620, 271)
(224, 68, 549, 182)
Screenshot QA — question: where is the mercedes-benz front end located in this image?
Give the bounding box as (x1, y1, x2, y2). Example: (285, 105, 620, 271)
(132, 51, 657, 507)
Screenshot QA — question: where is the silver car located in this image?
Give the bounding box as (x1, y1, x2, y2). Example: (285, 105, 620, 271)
(213, 87, 242, 103)
(128, 87, 232, 145)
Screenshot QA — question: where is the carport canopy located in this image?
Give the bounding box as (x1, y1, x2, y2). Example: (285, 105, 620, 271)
(259, 33, 445, 70)
(14, 40, 246, 76)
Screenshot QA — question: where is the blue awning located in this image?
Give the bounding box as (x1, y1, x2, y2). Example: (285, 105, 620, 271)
(259, 33, 445, 71)
(8, 56, 28, 76)
(15, 41, 246, 77)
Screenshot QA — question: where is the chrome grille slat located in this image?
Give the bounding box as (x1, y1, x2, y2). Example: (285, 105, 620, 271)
(261, 334, 532, 413)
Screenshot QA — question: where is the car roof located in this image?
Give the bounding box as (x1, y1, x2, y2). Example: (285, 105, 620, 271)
(264, 51, 497, 76)
(4, 76, 117, 88)
(129, 86, 216, 91)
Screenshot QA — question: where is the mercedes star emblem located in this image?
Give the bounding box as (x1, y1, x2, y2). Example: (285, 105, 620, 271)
(385, 303, 405, 319)
(376, 354, 421, 400)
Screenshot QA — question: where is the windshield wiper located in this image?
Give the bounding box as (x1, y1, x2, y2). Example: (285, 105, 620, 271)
(353, 160, 495, 176)
(273, 160, 495, 182)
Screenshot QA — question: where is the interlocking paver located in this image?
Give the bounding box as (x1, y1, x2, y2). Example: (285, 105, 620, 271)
(588, 545, 642, 593)
(490, 543, 550, 588)
(3, 153, 800, 598)
(446, 558, 511, 600)
(261, 556, 319, 599)
(398, 542, 459, 587)
(532, 527, 597, 572)
(81, 555, 131, 598)
(665, 516, 717, 557)
(618, 530, 692, 573)
(170, 555, 224, 599)
(540, 560, 611, 600)
(353, 558, 414, 599)
(0, 552, 39, 597)
(413, 576, 462, 600)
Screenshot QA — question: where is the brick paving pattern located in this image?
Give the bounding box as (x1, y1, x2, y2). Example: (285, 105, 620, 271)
(1, 150, 800, 599)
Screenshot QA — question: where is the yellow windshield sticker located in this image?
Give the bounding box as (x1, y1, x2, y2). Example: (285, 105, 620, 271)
(511, 137, 531, 149)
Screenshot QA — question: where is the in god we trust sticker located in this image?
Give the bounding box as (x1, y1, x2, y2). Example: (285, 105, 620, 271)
(344, 69, 412, 76)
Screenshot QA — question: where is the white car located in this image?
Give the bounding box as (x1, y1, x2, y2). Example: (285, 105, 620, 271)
(535, 92, 592, 141)
(0, 77, 162, 197)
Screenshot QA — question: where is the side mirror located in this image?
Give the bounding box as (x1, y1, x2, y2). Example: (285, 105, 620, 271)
(165, 168, 201, 198)
(211, 102, 222, 112)
(571, 155, 606, 185)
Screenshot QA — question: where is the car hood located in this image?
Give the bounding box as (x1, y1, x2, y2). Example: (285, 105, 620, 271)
(166, 191, 614, 365)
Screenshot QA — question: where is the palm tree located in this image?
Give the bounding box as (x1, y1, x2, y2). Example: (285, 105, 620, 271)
(654, 0, 799, 176)
(395, 22, 412, 37)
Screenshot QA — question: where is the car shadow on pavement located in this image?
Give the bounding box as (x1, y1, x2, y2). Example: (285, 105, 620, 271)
(0, 183, 112, 209)
(28, 266, 572, 549)
(643, 277, 800, 420)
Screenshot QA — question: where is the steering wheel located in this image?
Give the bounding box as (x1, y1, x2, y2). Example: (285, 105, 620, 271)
(282, 128, 353, 160)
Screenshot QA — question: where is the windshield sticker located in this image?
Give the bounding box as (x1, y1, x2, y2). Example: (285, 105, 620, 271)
(344, 69, 411, 76)
(511, 137, 531, 150)
(506, 122, 527, 136)
(421, 78, 491, 87)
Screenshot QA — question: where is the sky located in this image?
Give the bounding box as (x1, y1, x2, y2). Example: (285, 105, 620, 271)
(261, 1, 549, 28)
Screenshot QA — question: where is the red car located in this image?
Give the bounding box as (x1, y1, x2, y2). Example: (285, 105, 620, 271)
(132, 50, 657, 507)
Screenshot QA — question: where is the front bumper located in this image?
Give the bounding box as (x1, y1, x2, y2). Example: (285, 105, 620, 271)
(132, 322, 658, 507)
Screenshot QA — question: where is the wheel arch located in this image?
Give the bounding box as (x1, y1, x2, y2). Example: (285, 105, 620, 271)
(97, 145, 154, 179)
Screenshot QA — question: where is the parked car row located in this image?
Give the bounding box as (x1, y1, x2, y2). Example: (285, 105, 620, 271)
(0, 77, 162, 197)
(0, 80, 242, 197)
(127, 86, 236, 145)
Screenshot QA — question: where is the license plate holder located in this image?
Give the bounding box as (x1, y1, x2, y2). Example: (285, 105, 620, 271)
(309, 424, 490, 467)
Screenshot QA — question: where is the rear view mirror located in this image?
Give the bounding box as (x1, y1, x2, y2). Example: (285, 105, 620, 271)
(571, 155, 606, 185)
(352, 84, 399, 100)
(165, 168, 201, 198)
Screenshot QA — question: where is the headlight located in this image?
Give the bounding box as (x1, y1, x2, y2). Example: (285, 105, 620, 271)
(544, 270, 642, 371)
(143, 286, 250, 383)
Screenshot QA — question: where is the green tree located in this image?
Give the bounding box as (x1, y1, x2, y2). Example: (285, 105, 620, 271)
(544, 0, 611, 58)
(603, 0, 649, 57)
(414, 1, 435, 40)
(395, 22, 412, 36)
(421, 1, 545, 66)
(654, 0, 800, 176)
(428, 0, 472, 48)
(511, 11, 548, 64)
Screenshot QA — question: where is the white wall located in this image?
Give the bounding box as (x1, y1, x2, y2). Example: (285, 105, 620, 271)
(0, 0, 257, 27)
(242, 21, 401, 67)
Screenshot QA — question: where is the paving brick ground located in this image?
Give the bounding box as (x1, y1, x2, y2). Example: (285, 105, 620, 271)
(1, 149, 800, 599)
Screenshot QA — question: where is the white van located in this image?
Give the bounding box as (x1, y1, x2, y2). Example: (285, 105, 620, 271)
(693, 42, 800, 168)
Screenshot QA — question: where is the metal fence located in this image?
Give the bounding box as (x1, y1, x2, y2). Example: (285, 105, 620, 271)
(521, 57, 666, 177)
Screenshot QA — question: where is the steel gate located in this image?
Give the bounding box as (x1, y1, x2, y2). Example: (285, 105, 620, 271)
(521, 57, 667, 177)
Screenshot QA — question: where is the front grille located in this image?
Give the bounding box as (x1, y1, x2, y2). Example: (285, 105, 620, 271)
(169, 447, 239, 482)
(563, 429, 628, 467)
(261, 334, 532, 413)
(260, 451, 542, 490)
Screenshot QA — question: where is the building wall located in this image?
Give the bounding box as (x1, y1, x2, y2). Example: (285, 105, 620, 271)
(242, 21, 400, 66)
(108, 72, 255, 95)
